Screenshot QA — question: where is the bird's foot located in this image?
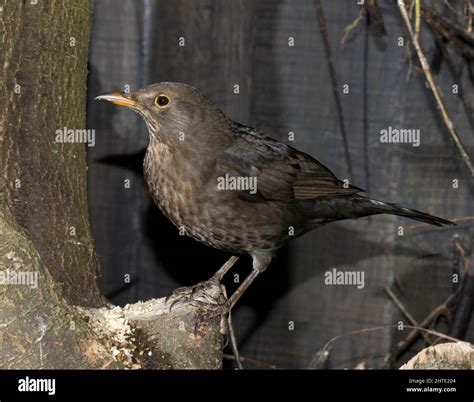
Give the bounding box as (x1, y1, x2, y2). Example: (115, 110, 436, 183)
(165, 278, 223, 310)
(165, 279, 230, 334)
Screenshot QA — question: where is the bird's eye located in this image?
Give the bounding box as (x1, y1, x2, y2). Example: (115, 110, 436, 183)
(155, 95, 170, 107)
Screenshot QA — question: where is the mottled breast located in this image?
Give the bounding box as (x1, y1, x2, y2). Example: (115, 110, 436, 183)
(143, 138, 290, 254)
(143, 139, 200, 230)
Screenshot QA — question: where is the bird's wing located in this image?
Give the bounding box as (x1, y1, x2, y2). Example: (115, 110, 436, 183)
(216, 123, 364, 203)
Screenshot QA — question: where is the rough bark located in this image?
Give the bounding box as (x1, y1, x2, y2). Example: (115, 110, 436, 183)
(0, 204, 119, 368)
(0, 204, 223, 368)
(78, 293, 224, 369)
(0, 0, 223, 369)
(0, 0, 101, 306)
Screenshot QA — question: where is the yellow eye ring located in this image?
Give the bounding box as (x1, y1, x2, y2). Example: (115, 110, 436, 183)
(155, 94, 170, 107)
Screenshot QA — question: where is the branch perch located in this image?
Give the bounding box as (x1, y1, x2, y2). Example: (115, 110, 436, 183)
(78, 286, 224, 369)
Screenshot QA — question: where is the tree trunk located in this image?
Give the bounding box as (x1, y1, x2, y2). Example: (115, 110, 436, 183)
(1, 0, 102, 307)
(0, 0, 223, 369)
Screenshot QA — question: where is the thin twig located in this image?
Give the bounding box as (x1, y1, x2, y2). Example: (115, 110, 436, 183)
(452, 235, 463, 294)
(408, 0, 416, 17)
(404, 325, 460, 342)
(393, 325, 462, 342)
(363, 15, 370, 192)
(219, 281, 243, 369)
(449, 237, 474, 338)
(443, 0, 469, 19)
(223, 354, 278, 369)
(453, 237, 470, 271)
(385, 286, 432, 345)
(422, 6, 474, 59)
(466, 0, 472, 33)
(341, 7, 366, 45)
(211, 258, 242, 368)
(428, 34, 474, 131)
(227, 312, 243, 369)
(425, 3, 474, 47)
(398, 0, 474, 176)
(385, 284, 462, 364)
(316, 324, 460, 367)
(406, 27, 415, 79)
(383, 237, 469, 363)
(314, 0, 354, 182)
(415, 0, 421, 42)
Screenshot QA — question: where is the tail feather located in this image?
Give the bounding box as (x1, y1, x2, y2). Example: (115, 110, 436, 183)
(360, 197, 455, 227)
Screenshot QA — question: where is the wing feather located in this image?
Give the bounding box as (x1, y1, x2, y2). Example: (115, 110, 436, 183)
(215, 123, 364, 202)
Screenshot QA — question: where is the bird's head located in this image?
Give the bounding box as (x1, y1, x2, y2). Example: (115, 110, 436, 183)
(96, 82, 229, 145)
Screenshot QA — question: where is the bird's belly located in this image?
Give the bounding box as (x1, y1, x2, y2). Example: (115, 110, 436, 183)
(147, 175, 288, 253)
(182, 204, 284, 253)
(152, 186, 286, 253)
(144, 144, 291, 253)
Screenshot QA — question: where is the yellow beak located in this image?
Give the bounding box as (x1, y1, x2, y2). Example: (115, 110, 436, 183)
(95, 92, 138, 108)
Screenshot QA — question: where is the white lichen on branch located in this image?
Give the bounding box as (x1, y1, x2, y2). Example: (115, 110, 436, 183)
(76, 282, 224, 369)
(77, 305, 140, 369)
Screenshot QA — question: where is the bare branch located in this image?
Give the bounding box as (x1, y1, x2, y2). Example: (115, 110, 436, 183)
(398, 0, 474, 176)
(385, 286, 432, 345)
(342, 7, 366, 45)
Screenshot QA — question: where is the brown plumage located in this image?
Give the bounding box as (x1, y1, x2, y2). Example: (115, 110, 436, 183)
(96, 82, 454, 317)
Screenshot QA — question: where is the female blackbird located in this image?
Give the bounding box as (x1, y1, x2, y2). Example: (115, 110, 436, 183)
(96, 82, 454, 319)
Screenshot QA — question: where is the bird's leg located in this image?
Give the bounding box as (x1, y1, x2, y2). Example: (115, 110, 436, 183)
(166, 251, 272, 334)
(228, 251, 273, 310)
(165, 256, 239, 309)
(210, 255, 240, 282)
(193, 251, 273, 325)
